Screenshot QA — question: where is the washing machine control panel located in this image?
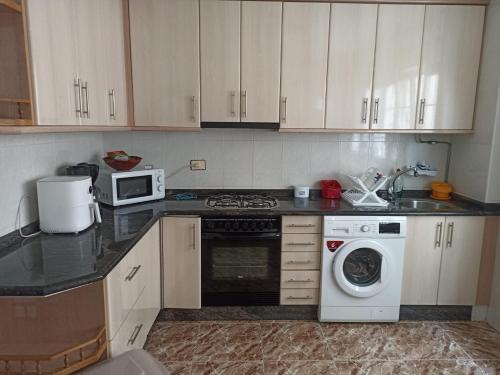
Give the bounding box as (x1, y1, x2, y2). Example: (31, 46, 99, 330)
(323, 216, 407, 238)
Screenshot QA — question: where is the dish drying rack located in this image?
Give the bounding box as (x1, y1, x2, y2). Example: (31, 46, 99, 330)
(341, 173, 389, 207)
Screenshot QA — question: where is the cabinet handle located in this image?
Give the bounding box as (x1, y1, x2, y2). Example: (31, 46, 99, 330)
(373, 98, 379, 124)
(241, 90, 247, 118)
(287, 224, 315, 228)
(191, 224, 196, 250)
(127, 324, 143, 345)
(81, 82, 89, 118)
(230, 91, 236, 117)
(287, 278, 313, 283)
(108, 89, 116, 120)
(281, 97, 287, 123)
(125, 265, 141, 281)
(435, 222, 443, 248)
(418, 98, 426, 124)
(287, 295, 313, 300)
(190, 96, 196, 121)
(286, 260, 312, 265)
(74, 78, 82, 117)
(361, 98, 368, 123)
(287, 242, 315, 246)
(446, 222, 454, 248)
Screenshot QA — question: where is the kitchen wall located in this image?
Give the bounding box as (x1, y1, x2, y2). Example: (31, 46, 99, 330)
(0, 133, 103, 237)
(103, 131, 450, 190)
(450, 0, 500, 202)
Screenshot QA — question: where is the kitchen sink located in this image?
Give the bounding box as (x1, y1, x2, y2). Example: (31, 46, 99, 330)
(395, 199, 461, 211)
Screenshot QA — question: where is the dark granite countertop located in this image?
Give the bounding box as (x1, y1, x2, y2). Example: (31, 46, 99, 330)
(0, 190, 498, 297)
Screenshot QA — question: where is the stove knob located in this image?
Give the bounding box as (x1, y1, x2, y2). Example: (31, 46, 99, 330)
(233, 222, 240, 230)
(361, 225, 370, 233)
(224, 222, 231, 230)
(259, 222, 266, 230)
(250, 222, 257, 230)
(242, 222, 249, 230)
(207, 222, 215, 230)
(267, 222, 274, 229)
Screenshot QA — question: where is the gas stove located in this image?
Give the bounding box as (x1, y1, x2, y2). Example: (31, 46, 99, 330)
(205, 194, 279, 210)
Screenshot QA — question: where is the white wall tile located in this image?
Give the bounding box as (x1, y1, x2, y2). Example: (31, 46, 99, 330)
(282, 141, 311, 187)
(222, 141, 253, 188)
(253, 141, 283, 188)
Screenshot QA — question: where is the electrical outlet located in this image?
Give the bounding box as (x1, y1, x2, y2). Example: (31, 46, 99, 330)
(190, 160, 206, 171)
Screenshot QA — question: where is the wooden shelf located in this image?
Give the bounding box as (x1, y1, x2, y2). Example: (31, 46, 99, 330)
(0, 97, 30, 104)
(0, 119, 32, 126)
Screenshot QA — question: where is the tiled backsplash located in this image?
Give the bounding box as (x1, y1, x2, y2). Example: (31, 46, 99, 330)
(102, 130, 450, 190)
(0, 133, 103, 237)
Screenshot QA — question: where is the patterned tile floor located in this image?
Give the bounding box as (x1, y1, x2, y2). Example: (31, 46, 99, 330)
(144, 320, 500, 375)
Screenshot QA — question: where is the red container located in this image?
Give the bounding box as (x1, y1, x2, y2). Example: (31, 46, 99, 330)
(320, 180, 342, 199)
(103, 156, 142, 171)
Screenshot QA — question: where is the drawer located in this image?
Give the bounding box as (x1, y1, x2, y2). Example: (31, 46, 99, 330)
(280, 288, 319, 305)
(108, 287, 159, 357)
(105, 243, 147, 341)
(281, 251, 320, 270)
(282, 216, 322, 234)
(282, 234, 321, 252)
(281, 270, 320, 289)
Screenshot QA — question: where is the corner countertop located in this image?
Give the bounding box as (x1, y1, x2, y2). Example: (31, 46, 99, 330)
(0, 190, 498, 297)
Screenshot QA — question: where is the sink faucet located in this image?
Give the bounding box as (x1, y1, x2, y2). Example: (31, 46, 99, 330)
(388, 166, 419, 202)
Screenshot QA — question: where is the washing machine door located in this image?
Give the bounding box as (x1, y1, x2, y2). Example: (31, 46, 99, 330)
(332, 239, 394, 298)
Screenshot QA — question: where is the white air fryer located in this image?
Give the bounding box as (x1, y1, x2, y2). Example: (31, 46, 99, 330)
(37, 176, 102, 234)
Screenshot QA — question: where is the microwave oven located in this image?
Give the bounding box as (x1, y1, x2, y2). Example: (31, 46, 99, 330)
(95, 169, 165, 206)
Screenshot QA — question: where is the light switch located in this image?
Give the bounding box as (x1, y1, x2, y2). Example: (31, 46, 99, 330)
(190, 160, 206, 171)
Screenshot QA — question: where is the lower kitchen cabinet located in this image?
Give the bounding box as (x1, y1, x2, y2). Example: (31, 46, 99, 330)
(162, 216, 201, 309)
(280, 216, 322, 305)
(105, 222, 161, 357)
(402, 216, 485, 306)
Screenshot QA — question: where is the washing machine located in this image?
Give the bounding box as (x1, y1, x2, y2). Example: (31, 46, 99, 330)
(319, 216, 407, 322)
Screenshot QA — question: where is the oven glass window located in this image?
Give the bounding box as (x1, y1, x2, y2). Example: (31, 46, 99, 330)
(211, 246, 269, 280)
(343, 248, 382, 287)
(116, 176, 152, 200)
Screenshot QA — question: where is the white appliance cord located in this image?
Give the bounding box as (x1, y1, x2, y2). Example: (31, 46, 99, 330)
(16, 195, 41, 238)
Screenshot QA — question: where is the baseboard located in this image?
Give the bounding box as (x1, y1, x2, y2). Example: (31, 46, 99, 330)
(487, 306, 500, 331)
(471, 305, 489, 321)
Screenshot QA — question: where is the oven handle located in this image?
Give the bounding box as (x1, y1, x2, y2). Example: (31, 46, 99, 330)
(201, 233, 281, 241)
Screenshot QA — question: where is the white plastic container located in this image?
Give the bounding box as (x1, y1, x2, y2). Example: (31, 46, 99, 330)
(294, 185, 310, 198)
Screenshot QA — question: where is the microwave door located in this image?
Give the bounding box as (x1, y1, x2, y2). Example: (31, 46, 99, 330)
(116, 176, 153, 202)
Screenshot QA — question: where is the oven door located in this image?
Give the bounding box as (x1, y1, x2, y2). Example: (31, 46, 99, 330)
(202, 233, 281, 306)
(113, 174, 153, 205)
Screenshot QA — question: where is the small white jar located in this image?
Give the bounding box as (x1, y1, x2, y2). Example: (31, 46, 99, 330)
(294, 185, 310, 199)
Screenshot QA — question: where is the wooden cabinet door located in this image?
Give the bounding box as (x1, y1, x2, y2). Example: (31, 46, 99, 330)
(438, 217, 485, 305)
(401, 216, 445, 305)
(73, 0, 107, 125)
(200, 0, 240, 123)
(130, 0, 200, 127)
(240, 1, 282, 123)
(417, 5, 484, 131)
(371, 5, 424, 130)
(326, 4, 377, 130)
(99, 0, 128, 126)
(26, 0, 80, 125)
(162, 217, 201, 309)
(280, 2, 330, 129)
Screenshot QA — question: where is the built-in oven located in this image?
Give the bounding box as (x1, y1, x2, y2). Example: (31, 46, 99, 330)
(201, 217, 281, 306)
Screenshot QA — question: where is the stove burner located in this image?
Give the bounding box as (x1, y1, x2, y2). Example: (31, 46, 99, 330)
(205, 194, 279, 210)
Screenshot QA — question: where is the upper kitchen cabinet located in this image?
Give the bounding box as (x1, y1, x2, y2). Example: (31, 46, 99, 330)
(325, 4, 377, 130)
(200, 0, 241, 123)
(130, 0, 200, 128)
(371, 5, 425, 130)
(280, 2, 330, 129)
(240, 1, 282, 124)
(25, 0, 127, 126)
(200, 0, 282, 124)
(0, 0, 32, 126)
(416, 5, 484, 131)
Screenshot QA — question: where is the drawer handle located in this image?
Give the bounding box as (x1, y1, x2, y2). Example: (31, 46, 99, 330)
(287, 278, 313, 283)
(287, 242, 315, 246)
(287, 296, 313, 300)
(125, 265, 141, 281)
(287, 224, 315, 228)
(127, 324, 143, 345)
(286, 260, 312, 265)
